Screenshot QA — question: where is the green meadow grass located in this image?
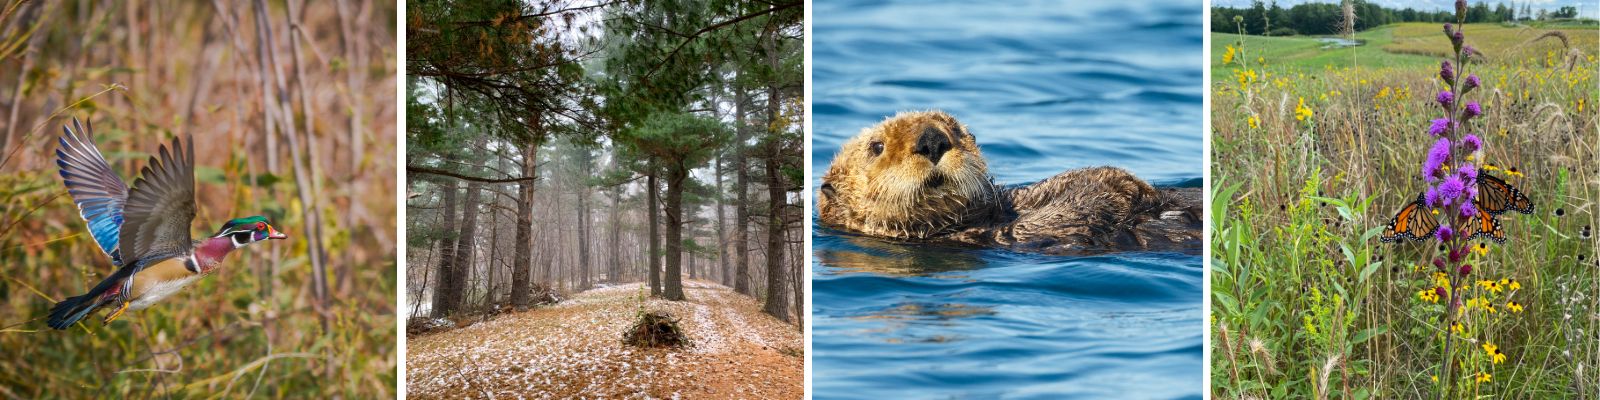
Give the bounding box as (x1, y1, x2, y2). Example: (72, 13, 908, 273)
(1211, 23, 1598, 399)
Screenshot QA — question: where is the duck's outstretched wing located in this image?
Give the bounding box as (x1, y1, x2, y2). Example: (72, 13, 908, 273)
(56, 118, 129, 263)
(120, 134, 195, 261)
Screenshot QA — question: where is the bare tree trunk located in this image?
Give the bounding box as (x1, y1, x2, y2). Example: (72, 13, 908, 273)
(511, 143, 537, 306)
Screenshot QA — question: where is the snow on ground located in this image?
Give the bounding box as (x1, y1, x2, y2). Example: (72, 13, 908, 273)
(406, 280, 803, 399)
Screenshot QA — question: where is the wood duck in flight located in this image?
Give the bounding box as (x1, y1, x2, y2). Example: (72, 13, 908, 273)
(47, 118, 286, 330)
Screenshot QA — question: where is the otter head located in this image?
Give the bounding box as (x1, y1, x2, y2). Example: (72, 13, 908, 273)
(818, 110, 998, 239)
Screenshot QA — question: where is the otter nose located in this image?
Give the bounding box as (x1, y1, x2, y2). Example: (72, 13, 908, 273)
(913, 129, 952, 163)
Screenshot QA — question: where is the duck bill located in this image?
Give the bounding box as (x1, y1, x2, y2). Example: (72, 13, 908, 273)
(267, 226, 288, 240)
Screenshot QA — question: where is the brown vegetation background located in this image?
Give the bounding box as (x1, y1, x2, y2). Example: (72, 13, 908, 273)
(0, 0, 396, 397)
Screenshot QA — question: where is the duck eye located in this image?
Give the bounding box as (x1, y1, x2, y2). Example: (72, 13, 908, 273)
(869, 141, 884, 156)
(256, 222, 266, 230)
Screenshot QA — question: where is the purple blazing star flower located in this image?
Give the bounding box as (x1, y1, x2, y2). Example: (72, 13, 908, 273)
(1440, 61, 1455, 84)
(1464, 74, 1481, 92)
(1461, 133, 1482, 153)
(1443, 23, 1453, 34)
(1438, 224, 1455, 242)
(1425, 187, 1441, 208)
(1453, 31, 1465, 49)
(1436, 90, 1454, 108)
(1458, 163, 1479, 182)
(1464, 101, 1482, 119)
(1459, 200, 1477, 218)
(1458, 263, 1472, 277)
(1439, 175, 1467, 203)
(1429, 118, 1451, 136)
(1424, 138, 1452, 181)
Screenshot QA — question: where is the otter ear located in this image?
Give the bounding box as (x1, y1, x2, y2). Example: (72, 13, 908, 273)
(820, 182, 836, 199)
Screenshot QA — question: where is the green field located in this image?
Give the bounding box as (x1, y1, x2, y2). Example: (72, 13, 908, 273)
(1212, 22, 1599, 81)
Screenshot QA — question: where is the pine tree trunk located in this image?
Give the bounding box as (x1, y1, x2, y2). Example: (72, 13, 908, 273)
(648, 167, 662, 297)
(663, 164, 687, 301)
(432, 179, 459, 318)
(733, 72, 752, 296)
(761, 27, 789, 321)
(453, 178, 482, 315)
(609, 184, 622, 283)
(510, 143, 537, 306)
(715, 154, 729, 287)
(578, 173, 591, 290)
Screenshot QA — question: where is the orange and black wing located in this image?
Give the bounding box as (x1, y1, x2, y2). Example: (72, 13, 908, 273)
(1381, 193, 1439, 242)
(1461, 207, 1507, 243)
(1476, 173, 1532, 215)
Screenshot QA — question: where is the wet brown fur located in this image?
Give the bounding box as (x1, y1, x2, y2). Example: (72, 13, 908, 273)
(818, 110, 1201, 255)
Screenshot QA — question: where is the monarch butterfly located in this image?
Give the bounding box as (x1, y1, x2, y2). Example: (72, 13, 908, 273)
(1459, 206, 1507, 243)
(1381, 193, 1439, 242)
(1476, 173, 1532, 215)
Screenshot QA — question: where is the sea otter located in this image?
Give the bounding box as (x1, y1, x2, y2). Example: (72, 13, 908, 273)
(817, 110, 1202, 255)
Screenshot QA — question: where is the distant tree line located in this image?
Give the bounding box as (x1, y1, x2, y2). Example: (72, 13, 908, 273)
(1213, 0, 1586, 36)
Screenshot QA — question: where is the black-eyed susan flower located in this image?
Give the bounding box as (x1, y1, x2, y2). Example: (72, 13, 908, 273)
(1507, 279, 1521, 291)
(1507, 301, 1523, 313)
(1418, 289, 1440, 303)
(1476, 372, 1492, 383)
(1451, 322, 1464, 334)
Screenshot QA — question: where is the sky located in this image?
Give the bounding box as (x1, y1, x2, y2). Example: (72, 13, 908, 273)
(1212, 0, 1598, 18)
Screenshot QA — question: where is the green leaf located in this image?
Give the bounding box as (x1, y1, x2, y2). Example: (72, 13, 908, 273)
(254, 173, 283, 187)
(1351, 326, 1387, 344)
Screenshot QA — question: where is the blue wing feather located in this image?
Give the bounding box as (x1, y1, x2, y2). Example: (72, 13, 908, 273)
(56, 119, 130, 263)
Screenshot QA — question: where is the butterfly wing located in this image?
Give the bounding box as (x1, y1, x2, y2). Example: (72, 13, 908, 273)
(1381, 193, 1439, 242)
(1476, 173, 1533, 215)
(1461, 207, 1507, 243)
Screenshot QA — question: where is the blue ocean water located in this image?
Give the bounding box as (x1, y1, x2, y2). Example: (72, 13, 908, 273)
(811, 0, 1205, 398)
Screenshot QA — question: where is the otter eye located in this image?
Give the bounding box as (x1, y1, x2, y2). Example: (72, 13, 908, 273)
(869, 141, 884, 156)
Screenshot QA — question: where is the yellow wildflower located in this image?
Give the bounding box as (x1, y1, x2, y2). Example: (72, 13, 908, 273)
(1247, 115, 1260, 129)
(1472, 243, 1489, 256)
(1294, 97, 1313, 121)
(1451, 322, 1464, 334)
(1507, 301, 1524, 313)
(1476, 372, 1492, 383)
(1223, 45, 1237, 64)
(1507, 279, 1521, 291)
(1417, 289, 1440, 303)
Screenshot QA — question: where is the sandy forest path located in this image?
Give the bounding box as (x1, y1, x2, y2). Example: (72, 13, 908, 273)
(406, 280, 803, 399)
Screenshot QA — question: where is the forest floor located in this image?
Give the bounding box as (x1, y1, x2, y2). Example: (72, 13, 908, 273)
(406, 280, 804, 399)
